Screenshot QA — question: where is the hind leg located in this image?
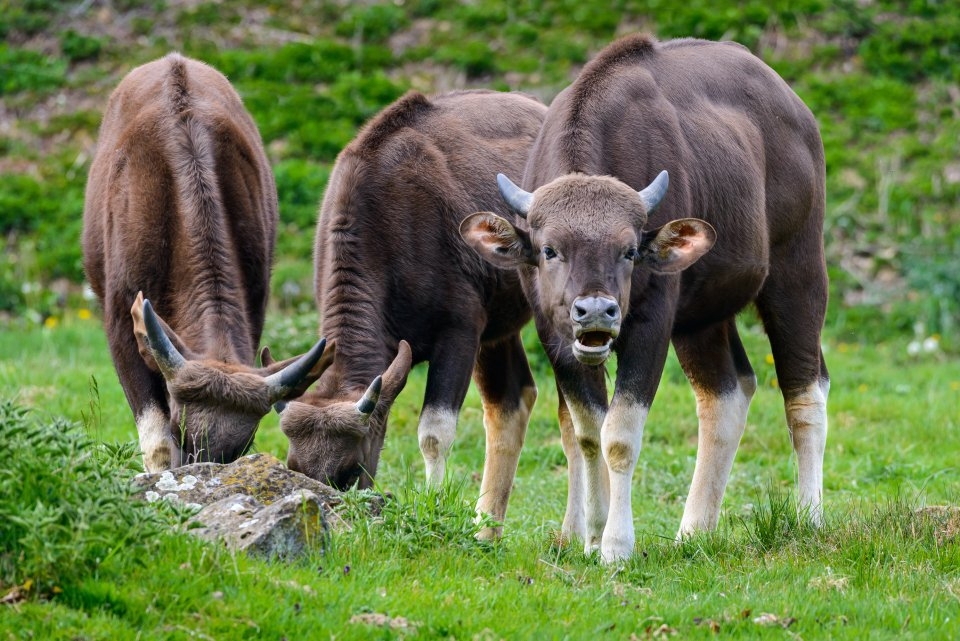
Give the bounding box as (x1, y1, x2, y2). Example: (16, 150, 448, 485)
(674, 319, 756, 537)
(779, 351, 829, 525)
(757, 257, 829, 525)
(472, 334, 537, 539)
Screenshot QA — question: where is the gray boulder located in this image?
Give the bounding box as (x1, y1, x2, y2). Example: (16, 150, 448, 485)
(132, 452, 341, 560)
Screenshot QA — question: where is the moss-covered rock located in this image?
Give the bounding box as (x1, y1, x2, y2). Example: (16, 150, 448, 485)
(132, 453, 341, 560)
(132, 452, 341, 508)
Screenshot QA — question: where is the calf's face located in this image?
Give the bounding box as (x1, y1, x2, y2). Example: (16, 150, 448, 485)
(132, 294, 333, 463)
(275, 341, 412, 489)
(460, 172, 715, 365)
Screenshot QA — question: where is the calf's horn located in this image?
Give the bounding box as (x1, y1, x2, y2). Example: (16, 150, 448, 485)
(638, 170, 669, 213)
(497, 173, 533, 217)
(142, 299, 187, 376)
(355, 375, 382, 419)
(264, 337, 327, 399)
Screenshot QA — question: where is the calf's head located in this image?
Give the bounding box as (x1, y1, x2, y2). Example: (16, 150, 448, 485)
(132, 293, 333, 462)
(461, 171, 715, 365)
(271, 341, 413, 489)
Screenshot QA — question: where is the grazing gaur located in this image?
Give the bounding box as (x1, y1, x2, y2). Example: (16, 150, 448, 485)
(274, 89, 547, 537)
(461, 34, 829, 561)
(82, 53, 330, 472)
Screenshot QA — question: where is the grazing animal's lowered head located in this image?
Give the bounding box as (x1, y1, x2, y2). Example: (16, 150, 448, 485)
(272, 340, 413, 489)
(461, 171, 716, 365)
(131, 292, 334, 465)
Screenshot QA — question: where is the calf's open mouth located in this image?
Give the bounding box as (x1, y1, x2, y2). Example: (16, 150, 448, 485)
(577, 330, 613, 348)
(572, 328, 616, 365)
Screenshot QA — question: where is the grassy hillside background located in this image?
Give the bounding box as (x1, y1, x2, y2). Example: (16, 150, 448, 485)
(1, 0, 959, 350)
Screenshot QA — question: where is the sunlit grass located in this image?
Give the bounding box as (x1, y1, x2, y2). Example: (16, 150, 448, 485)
(2, 315, 959, 638)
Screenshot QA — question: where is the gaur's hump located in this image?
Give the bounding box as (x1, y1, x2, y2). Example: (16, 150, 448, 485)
(561, 33, 658, 161)
(568, 33, 657, 120)
(349, 90, 432, 155)
(579, 33, 657, 82)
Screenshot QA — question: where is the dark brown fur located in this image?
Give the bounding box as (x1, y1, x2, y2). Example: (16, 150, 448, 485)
(278, 90, 547, 510)
(461, 34, 829, 554)
(522, 33, 827, 386)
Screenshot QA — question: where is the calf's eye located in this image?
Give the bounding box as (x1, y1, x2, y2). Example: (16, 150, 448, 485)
(542, 246, 558, 260)
(624, 247, 639, 261)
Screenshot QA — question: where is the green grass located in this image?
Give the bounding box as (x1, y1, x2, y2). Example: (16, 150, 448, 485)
(2, 314, 959, 638)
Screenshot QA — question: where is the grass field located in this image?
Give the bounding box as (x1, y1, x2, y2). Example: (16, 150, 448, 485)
(2, 311, 959, 639)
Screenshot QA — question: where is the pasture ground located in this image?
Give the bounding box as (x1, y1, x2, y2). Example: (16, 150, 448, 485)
(2, 312, 959, 639)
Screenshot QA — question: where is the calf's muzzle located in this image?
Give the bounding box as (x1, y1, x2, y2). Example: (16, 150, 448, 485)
(571, 294, 620, 366)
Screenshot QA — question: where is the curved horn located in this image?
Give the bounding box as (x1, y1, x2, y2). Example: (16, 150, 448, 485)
(142, 299, 186, 376)
(638, 170, 669, 213)
(355, 375, 382, 419)
(264, 337, 327, 400)
(497, 173, 533, 218)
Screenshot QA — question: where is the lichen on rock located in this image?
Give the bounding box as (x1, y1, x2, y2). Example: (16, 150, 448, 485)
(131, 452, 341, 560)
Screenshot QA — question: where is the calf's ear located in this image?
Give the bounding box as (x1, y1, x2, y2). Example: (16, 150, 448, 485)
(372, 340, 414, 421)
(460, 213, 535, 269)
(639, 218, 716, 274)
(130, 291, 194, 372)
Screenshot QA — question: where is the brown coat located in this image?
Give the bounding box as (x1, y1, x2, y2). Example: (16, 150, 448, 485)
(461, 34, 829, 560)
(276, 89, 546, 537)
(83, 53, 328, 471)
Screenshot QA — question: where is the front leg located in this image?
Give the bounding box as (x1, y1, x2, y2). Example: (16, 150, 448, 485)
(673, 320, 756, 537)
(599, 396, 649, 562)
(472, 333, 537, 539)
(419, 332, 480, 486)
(600, 301, 674, 563)
(551, 356, 610, 555)
(108, 287, 176, 471)
(557, 386, 586, 543)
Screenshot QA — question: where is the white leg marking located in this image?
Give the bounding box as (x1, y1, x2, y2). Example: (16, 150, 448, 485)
(559, 409, 586, 543)
(418, 407, 458, 486)
(600, 401, 648, 563)
(475, 386, 536, 539)
(786, 380, 829, 526)
(677, 375, 755, 538)
(565, 402, 608, 555)
(137, 405, 177, 472)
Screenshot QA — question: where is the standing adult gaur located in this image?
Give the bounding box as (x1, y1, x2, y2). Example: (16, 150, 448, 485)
(83, 53, 330, 472)
(461, 34, 829, 562)
(273, 89, 547, 539)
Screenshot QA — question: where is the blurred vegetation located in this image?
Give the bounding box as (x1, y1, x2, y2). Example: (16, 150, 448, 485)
(1, 0, 958, 348)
